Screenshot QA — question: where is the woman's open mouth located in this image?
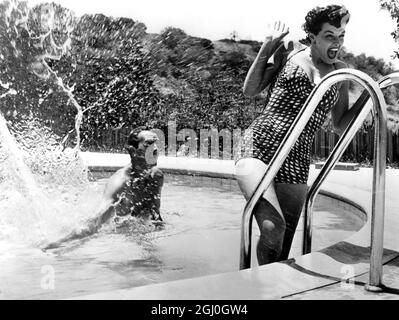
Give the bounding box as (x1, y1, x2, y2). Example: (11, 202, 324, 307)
(327, 47, 340, 59)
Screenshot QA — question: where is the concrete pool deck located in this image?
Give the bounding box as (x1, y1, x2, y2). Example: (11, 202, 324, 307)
(74, 152, 399, 300)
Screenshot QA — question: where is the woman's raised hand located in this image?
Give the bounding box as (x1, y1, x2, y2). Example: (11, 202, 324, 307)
(264, 21, 290, 52)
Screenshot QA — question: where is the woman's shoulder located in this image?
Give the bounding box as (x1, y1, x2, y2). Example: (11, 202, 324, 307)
(334, 60, 349, 69)
(284, 49, 313, 80)
(272, 50, 313, 95)
(333, 60, 350, 90)
(287, 48, 309, 65)
(287, 49, 311, 69)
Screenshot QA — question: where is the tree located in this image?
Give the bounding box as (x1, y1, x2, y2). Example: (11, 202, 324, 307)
(0, 0, 163, 151)
(51, 13, 163, 149)
(0, 1, 77, 147)
(148, 26, 214, 80)
(230, 30, 239, 42)
(146, 26, 257, 136)
(380, 0, 399, 59)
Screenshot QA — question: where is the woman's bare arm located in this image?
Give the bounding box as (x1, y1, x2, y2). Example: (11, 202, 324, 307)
(243, 22, 291, 97)
(331, 61, 370, 134)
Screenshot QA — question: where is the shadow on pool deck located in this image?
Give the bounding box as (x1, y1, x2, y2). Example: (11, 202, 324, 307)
(282, 241, 399, 287)
(284, 255, 399, 300)
(320, 241, 398, 265)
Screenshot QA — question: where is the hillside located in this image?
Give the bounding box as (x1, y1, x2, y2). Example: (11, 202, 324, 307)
(1, 0, 398, 153)
(143, 29, 398, 133)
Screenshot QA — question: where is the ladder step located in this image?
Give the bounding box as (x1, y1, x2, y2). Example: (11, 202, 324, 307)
(315, 162, 360, 171)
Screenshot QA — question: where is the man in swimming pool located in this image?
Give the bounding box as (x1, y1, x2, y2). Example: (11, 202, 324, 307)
(44, 129, 164, 249)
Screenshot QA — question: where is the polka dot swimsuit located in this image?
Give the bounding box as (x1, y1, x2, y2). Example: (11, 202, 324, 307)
(236, 57, 339, 184)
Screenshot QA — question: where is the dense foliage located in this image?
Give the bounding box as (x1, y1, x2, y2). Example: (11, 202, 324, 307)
(1, 0, 398, 159)
(50, 13, 163, 148)
(381, 0, 399, 59)
(0, 1, 76, 140)
(0, 1, 163, 150)
(147, 27, 257, 133)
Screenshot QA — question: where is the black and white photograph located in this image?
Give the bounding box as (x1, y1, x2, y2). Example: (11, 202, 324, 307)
(0, 0, 399, 305)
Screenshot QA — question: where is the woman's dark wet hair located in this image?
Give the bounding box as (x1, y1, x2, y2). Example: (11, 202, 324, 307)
(300, 5, 350, 45)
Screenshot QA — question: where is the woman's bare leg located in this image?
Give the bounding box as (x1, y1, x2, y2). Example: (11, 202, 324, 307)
(235, 158, 286, 265)
(275, 183, 308, 260)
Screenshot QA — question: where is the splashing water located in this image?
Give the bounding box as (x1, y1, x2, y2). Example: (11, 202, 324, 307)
(0, 1, 93, 246)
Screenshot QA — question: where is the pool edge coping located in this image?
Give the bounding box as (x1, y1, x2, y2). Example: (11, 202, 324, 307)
(86, 161, 368, 218)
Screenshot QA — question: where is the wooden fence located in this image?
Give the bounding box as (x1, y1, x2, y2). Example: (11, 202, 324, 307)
(85, 126, 399, 166)
(312, 128, 399, 165)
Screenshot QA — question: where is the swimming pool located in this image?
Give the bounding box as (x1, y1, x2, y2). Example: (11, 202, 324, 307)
(0, 174, 365, 299)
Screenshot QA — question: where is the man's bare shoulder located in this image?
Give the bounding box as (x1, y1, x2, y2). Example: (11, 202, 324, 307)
(103, 165, 131, 199)
(150, 166, 164, 176)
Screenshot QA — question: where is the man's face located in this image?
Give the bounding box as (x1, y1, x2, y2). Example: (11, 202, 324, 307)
(136, 131, 159, 166)
(311, 14, 349, 64)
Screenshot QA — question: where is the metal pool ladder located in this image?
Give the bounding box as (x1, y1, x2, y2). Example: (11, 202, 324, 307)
(239, 68, 390, 292)
(302, 71, 399, 292)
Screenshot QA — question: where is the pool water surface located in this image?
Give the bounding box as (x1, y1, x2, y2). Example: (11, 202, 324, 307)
(0, 175, 365, 299)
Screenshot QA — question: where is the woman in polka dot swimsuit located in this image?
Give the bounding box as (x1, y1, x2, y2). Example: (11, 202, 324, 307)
(235, 5, 364, 265)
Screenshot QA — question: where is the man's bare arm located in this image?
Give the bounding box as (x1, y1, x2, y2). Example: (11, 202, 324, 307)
(42, 167, 128, 250)
(42, 199, 117, 250)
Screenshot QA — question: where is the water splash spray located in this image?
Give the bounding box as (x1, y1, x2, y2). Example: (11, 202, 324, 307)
(28, 2, 83, 153)
(0, 1, 86, 245)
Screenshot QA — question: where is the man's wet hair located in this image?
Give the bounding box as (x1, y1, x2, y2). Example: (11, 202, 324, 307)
(126, 126, 156, 150)
(300, 5, 350, 45)
(127, 128, 144, 149)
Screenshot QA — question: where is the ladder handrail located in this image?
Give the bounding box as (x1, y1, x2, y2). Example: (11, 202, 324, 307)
(302, 72, 399, 289)
(239, 69, 387, 275)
